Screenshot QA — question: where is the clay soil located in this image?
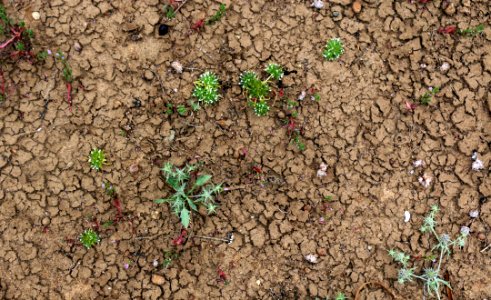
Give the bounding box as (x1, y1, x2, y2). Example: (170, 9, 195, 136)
(0, 0, 490, 299)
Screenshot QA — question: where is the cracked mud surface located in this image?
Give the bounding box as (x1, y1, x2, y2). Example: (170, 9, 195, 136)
(0, 0, 490, 299)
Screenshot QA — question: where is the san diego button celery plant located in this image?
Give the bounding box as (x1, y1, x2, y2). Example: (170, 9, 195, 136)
(323, 38, 344, 61)
(155, 163, 222, 228)
(192, 71, 221, 105)
(388, 205, 469, 299)
(240, 63, 284, 116)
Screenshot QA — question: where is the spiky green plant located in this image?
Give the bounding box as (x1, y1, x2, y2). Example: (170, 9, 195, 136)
(335, 292, 347, 300)
(388, 205, 469, 299)
(155, 163, 222, 228)
(458, 24, 484, 36)
(419, 86, 440, 105)
(88, 148, 106, 171)
(193, 71, 221, 105)
(240, 63, 284, 116)
(80, 229, 100, 249)
(323, 38, 344, 61)
(207, 3, 226, 25)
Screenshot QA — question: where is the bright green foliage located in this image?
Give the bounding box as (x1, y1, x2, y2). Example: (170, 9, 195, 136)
(14, 41, 24, 51)
(177, 105, 187, 116)
(389, 206, 468, 299)
(155, 163, 222, 228)
(207, 3, 226, 25)
(193, 71, 221, 105)
(80, 229, 100, 249)
(323, 38, 344, 61)
(240, 63, 283, 116)
(88, 148, 106, 171)
(458, 24, 484, 36)
(164, 5, 176, 19)
(419, 86, 440, 105)
(335, 293, 347, 300)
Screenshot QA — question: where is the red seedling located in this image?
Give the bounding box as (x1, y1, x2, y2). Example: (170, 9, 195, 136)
(286, 117, 297, 137)
(217, 267, 228, 283)
(112, 198, 123, 222)
(278, 88, 285, 98)
(66, 82, 72, 111)
(172, 229, 187, 246)
(191, 19, 205, 31)
(404, 101, 417, 112)
(438, 25, 457, 34)
(252, 165, 262, 174)
(0, 27, 23, 50)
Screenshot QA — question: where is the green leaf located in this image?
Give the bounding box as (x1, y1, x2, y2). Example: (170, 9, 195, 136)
(155, 198, 170, 204)
(195, 174, 212, 187)
(186, 197, 198, 211)
(180, 208, 190, 228)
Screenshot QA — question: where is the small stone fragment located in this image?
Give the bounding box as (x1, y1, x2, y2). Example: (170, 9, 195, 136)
(443, 2, 456, 15)
(74, 42, 82, 52)
(32, 12, 41, 20)
(352, 1, 362, 13)
(144, 70, 154, 81)
(171, 61, 183, 73)
(129, 163, 139, 174)
(158, 24, 169, 36)
(440, 62, 450, 72)
(151, 274, 166, 285)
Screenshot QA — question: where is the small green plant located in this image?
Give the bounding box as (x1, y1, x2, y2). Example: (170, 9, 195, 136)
(207, 3, 226, 25)
(80, 228, 100, 249)
(188, 100, 201, 112)
(155, 163, 222, 228)
(164, 5, 176, 19)
(419, 86, 440, 105)
(88, 148, 107, 171)
(163, 250, 180, 268)
(458, 24, 484, 36)
(103, 181, 115, 197)
(323, 38, 344, 61)
(388, 205, 469, 299)
(292, 133, 306, 151)
(192, 71, 221, 105)
(177, 104, 187, 116)
(335, 293, 347, 300)
(240, 63, 284, 116)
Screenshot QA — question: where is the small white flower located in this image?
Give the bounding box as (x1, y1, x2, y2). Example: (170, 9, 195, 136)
(469, 210, 479, 218)
(298, 90, 307, 101)
(413, 160, 424, 168)
(319, 163, 328, 171)
(471, 151, 478, 161)
(317, 170, 327, 178)
(420, 63, 427, 69)
(311, 0, 324, 9)
(440, 62, 450, 72)
(404, 211, 411, 223)
(472, 159, 484, 171)
(418, 174, 432, 188)
(460, 226, 470, 236)
(305, 254, 318, 263)
(153, 259, 159, 267)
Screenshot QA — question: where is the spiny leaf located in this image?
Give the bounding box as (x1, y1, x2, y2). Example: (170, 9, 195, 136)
(180, 208, 190, 228)
(195, 174, 212, 187)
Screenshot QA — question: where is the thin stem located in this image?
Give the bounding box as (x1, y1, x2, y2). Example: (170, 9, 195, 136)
(192, 235, 229, 242)
(430, 227, 440, 241)
(437, 247, 444, 272)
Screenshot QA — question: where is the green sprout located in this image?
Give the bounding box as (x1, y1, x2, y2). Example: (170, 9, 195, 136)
(419, 86, 440, 105)
(458, 24, 484, 36)
(55, 50, 73, 83)
(164, 5, 176, 20)
(240, 63, 284, 116)
(192, 71, 221, 105)
(14, 41, 25, 51)
(177, 105, 187, 116)
(88, 148, 107, 171)
(389, 206, 469, 299)
(155, 163, 222, 228)
(335, 293, 347, 300)
(207, 3, 226, 25)
(36, 50, 49, 61)
(80, 229, 100, 249)
(323, 38, 344, 61)
(188, 100, 201, 112)
(292, 133, 306, 151)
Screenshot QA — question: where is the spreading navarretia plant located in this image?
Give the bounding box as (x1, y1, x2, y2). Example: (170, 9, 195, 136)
(193, 71, 221, 105)
(155, 162, 222, 228)
(88, 148, 107, 171)
(240, 63, 284, 116)
(388, 205, 469, 299)
(80, 228, 100, 249)
(323, 38, 344, 61)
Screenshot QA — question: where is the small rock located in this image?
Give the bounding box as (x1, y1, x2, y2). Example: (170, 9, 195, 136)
(317, 248, 327, 256)
(461, 226, 470, 236)
(440, 62, 450, 72)
(144, 70, 154, 81)
(129, 163, 139, 174)
(469, 210, 479, 218)
(404, 211, 411, 223)
(443, 2, 456, 16)
(42, 217, 50, 226)
(153, 260, 159, 267)
(151, 274, 166, 285)
(472, 159, 484, 171)
(32, 12, 41, 20)
(478, 233, 486, 241)
(311, 0, 324, 9)
(158, 24, 169, 36)
(352, 1, 362, 13)
(331, 6, 343, 21)
(171, 61, 183, 73)
(73, 42, 82, 52)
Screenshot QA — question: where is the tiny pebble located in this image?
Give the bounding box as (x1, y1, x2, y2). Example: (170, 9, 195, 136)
(158, 24, 169, 36)
(151, 274, 166, 285)
(144, 70, 154, 81)
(367, 245, 372, 251)
(469, 210, 479, 218)
(256, 279, 261, 286)
(74, 42, 82, 52)
(129, 163, 139, 174)
(404, 211, 411, 223)
(460, 226, 470, 236)
(478, 233, 485, 241)
(32, 12, 41, 20)
(152, 259, 159, 267)
(42, 217, 50, 226)
(440, 62, 450, 72)
(171, 61, 183, 73)
(352, 1, 362, 13)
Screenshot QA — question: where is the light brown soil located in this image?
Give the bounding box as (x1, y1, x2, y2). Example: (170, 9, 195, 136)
(0, 0, 490, 299)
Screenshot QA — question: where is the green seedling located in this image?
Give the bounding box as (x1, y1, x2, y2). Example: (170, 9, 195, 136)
(88, 148, 107, 171)
(163, 250, 180, 268)
(323, 38, 344, 61)
(155, 163, 222, 228)
(207, 3, 226, 25)
(177, 105, 187, 116)
(292, 133, 306, 151)
(388, 205, 469, 299)
(193, 71, 221, 105)
(335, 293, 347, 300)
(458, 24, 484, 36)
(323, 195, 333, 202)
(103, 181, 115, 197)
(419, 86, 440, 105)
(80, 228, 100, 249)
(164, 5, 176, 19)
(188, 100, 201, 112)
(240, 63, 284, 116)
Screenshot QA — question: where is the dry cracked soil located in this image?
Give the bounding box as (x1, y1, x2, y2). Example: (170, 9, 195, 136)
(0, 0, 490, 299)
